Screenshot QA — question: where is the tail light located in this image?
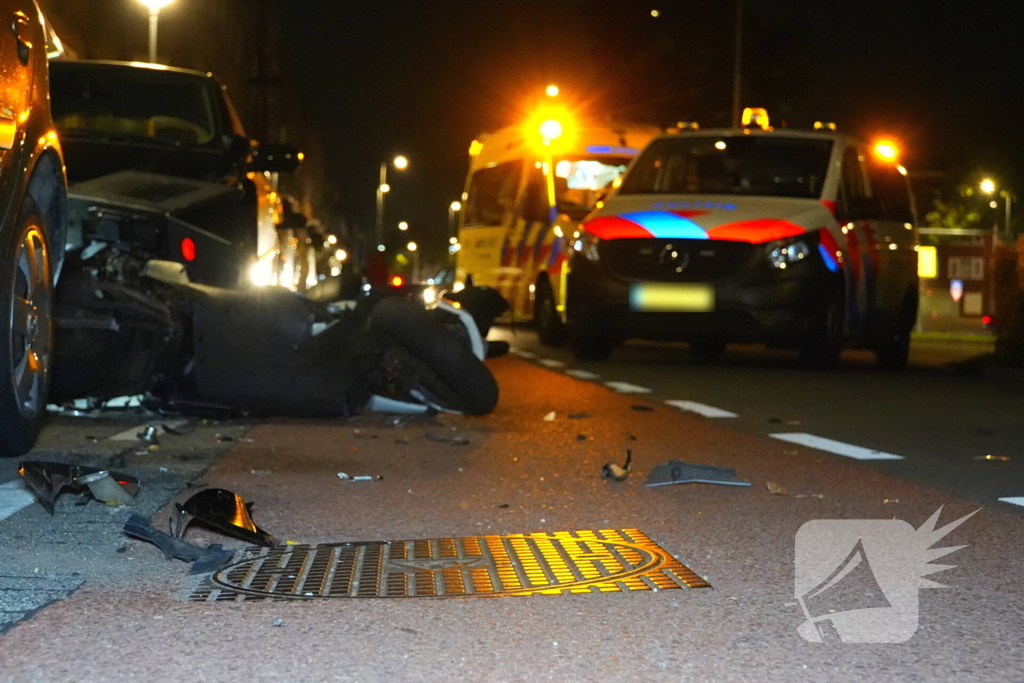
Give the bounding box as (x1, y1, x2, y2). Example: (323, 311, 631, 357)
(181, 238, 197, 262)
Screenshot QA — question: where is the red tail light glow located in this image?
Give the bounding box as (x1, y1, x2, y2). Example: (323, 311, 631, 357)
(390, 275, 404, 288)
(181, 238, 197, 262)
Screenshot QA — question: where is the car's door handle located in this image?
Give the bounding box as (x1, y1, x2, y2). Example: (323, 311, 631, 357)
(12, 11, 31, 66)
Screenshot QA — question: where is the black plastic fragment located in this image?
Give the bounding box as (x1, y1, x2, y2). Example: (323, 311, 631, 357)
(18, 461, 140, 514)
(123, 514, 234, 574)
(171, 488, 276, 547)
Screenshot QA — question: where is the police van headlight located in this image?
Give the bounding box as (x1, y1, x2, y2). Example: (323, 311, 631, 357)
(766, 237, 812, 270)
(574, 232, 602, 262)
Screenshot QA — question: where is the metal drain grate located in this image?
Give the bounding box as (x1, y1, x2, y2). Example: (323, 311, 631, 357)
(190, 529, 709, 601)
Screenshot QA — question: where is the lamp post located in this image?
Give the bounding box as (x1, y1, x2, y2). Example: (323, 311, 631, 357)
(407, 241, 419, 282)
(136, 0, 175, 64)
(375, 155, 408, 247)
(448, 201, 462, 237)
(981, 178, 1013, 243)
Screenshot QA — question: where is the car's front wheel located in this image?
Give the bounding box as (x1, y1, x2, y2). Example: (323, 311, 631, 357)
(0, 197, 54, 457)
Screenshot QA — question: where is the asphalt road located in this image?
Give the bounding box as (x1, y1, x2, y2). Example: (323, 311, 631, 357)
(492, 328, 1024, 511)
(0, 353, 1021, 681)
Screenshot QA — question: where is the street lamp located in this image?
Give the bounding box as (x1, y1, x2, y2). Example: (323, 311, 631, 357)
(375, 155, 409, 246)
(545, 84, 560, 97)
(136, 0, 175, 64)
(407, 241, 419, 282)
(980, 178, 996, 195)
(448, 200, 462, 237)
(398, 221, 409, 231)
(980, 178, 1013, 242)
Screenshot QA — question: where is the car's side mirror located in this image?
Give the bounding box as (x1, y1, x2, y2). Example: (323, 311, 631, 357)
(251, 142, 303, 173)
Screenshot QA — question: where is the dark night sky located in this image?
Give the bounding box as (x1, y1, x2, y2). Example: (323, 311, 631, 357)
(280, 1, 1024, 249)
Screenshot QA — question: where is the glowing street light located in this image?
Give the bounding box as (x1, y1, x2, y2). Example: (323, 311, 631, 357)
(980, 178, 996, 195)
(398, 221, 409, 231)
(448, 200, 462, 238)
(406, 241, 418, 252)
(872, 141, 899, 162)
(978, 178, 1014, 243)
(539, 118, 564, 142)
(136, 0, 175, 63)
(545, 84, 560, 97)
(407, 241, 419, 282)
(376, 155, 409, 245)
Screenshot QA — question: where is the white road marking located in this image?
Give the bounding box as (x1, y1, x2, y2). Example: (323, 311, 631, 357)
(538, 359, 565, 368)
(665, 400, 738, 418)
(998, 497, 1024, 507)
(770, 433, 905, 461)
(0, 479, 36, 521)
(512, 349, 537, 359)
(604, 381, 652, 395)
(565, 369, 601, 381)
(109, 419, 187, 442)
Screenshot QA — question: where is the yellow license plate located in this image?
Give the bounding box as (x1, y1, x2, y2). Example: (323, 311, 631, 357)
(629, 283, 715, 312)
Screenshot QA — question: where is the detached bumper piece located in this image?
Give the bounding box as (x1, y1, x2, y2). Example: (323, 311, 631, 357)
(18, 461, 140, 513)
(171, 488, 276, 548)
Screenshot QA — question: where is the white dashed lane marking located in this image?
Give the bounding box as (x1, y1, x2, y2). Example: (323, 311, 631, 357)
(564, 369, 601, 380)
(511, 349, 537, 359)
(999, 497, 1024, 507)
(604, 381, 652, 395)
(770, 433, 905, 461)
(665, 400, 738, 418)
(538, 359, 565, 368)
(0, 479, 36, 522)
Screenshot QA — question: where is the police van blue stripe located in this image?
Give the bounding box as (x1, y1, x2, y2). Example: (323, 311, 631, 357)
(620, 211, 708, 239)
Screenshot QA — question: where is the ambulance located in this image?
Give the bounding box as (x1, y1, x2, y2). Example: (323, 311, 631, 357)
(454, 112, 661, 344)
(563, 111, 920, 367)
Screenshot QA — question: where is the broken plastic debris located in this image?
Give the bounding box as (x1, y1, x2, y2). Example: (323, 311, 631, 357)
(602, 449, 633, 482)
(645, 461, 751, 488)
(630, 405, 655, 412)
(123, 514, 233, 574)
(425, 432, 470, 446)
(250, 469, 272, 476)
(974, 454, 1009, 461)
(883, 498, 900, 504)
(766, 481, 789, 496)
(138, 426, 160, 444)
(19, 461, 140, 513)
(337, 472, 383, 482)
(171, 488, 276, 547)
(568, 413, 590, 419)
(543, 411, 557, 422)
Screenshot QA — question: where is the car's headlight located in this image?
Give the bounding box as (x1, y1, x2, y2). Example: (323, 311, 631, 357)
(766, 237, 812, 270)
(573, 231, 601, 262)
(423, 286, 437, 304)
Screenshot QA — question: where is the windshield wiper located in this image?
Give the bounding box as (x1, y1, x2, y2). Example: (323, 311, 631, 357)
(59, 128, 183, 147)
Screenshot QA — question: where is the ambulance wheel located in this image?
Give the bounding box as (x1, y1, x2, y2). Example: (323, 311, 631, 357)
(567, 324, 617, 361)
(534, 279, 565, 346)
(0, 197, 53, 458)
(799, 293, 844, 369)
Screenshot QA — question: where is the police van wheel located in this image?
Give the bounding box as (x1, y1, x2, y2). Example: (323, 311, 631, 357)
(567, 325, 617, 361)
(534, 280, 565, 346)
(799, 295, 844, 369)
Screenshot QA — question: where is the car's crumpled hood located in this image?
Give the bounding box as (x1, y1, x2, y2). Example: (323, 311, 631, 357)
(583, 194, 835, 244)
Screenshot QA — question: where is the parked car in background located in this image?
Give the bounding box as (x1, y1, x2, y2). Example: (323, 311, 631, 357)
(48, 60, 301, 288)
(0, 0, 68, 457)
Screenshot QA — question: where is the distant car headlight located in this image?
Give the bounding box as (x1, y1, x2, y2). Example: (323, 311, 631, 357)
(766, 237, 812, 270)
(423, 286, 438, 304)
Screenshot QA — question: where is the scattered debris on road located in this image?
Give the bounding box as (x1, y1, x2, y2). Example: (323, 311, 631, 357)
(568, 412, 590, 419)
(975, 454, 1010, 461)
(337, 472, 383, 482)
(543, 411, 557, 421)
(171, 488, 276, 547)
(766, 481, 789, 496)
(19, 462, 141, 512)
(123, 514, 233, 574)
(630, 405, 655, 412)
(645, 461, 751, 488)
(425, 432, 471, 446)
(602, 450, 633, 482)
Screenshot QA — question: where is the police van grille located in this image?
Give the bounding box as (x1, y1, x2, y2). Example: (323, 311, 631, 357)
(603, 239, 755, 282)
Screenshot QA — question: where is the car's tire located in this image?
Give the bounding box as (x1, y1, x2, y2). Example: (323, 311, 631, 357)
(799, 291, 844, 370)
(875, 289, 917, 371)
(534, 279, 565, 346)
(567, 323, 617, 361)
(690, 338, 727, 360)
(370, 297, 498, 416)
(0, 197, 54, 457)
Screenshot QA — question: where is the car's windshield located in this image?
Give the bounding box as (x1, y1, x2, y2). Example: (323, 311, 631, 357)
(618, 136, 833, 199)
(50, 63, 219, 147)
(555, 156, 631, 214)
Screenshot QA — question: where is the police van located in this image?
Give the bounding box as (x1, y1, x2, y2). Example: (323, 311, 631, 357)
(455, 114, 660, 343)
(563, 111, 919, 367)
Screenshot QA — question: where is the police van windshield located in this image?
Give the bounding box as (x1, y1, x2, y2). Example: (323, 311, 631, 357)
(555, 157, 631, 215)
(618, 136, 833, 199)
